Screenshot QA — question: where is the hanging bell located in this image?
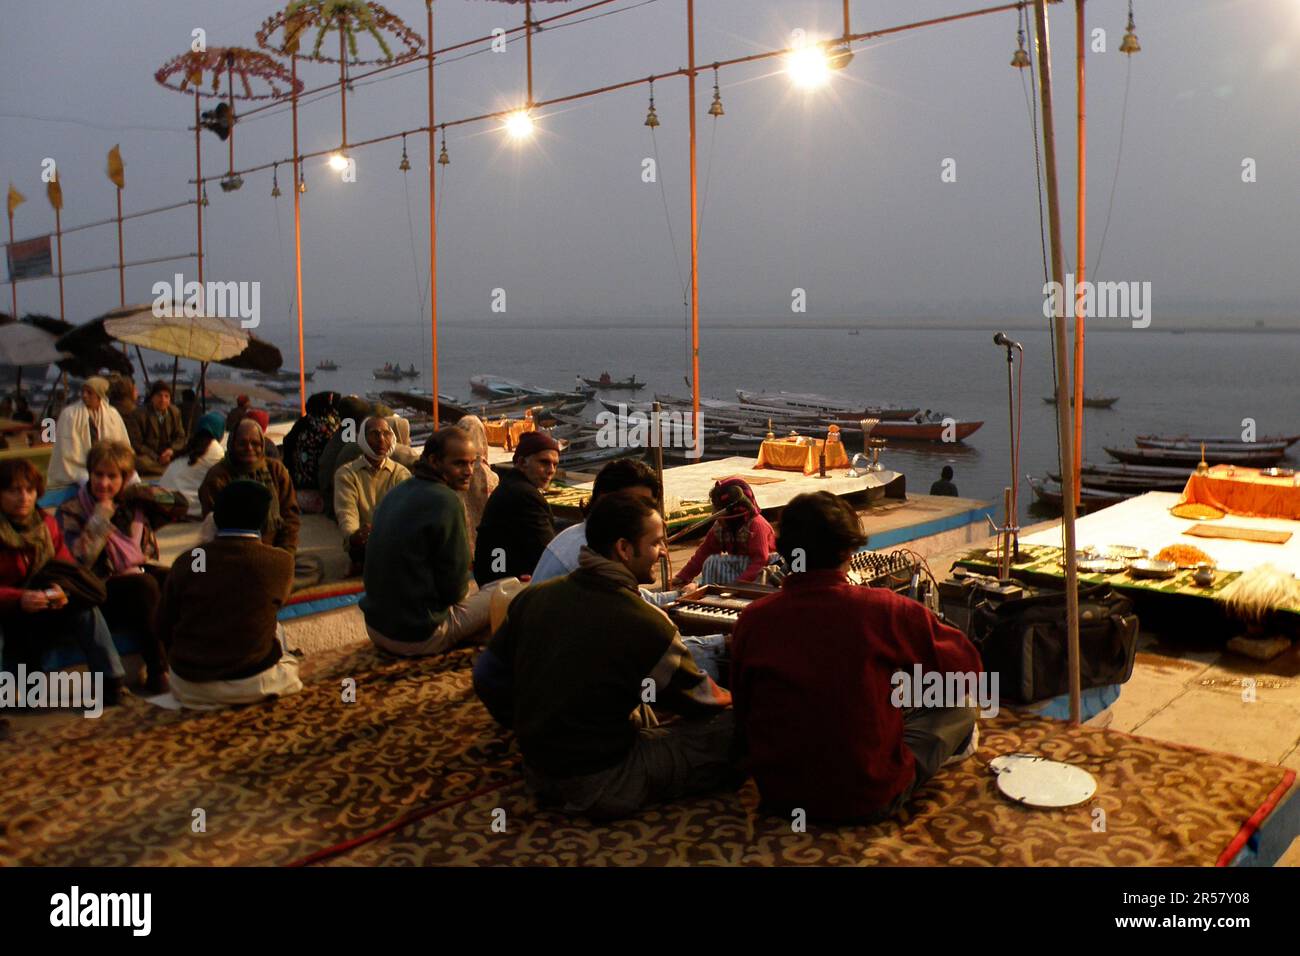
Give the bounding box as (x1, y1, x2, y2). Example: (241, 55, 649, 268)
(200, 185, 210, 208)
(271, 165, 281, 197)
(644, 80, 660, 129)
(1011, 44, 1031, 69)
(399, 143, 411, 173)
(298, 172, 307, 194)
(708, 68, 724, 117)
(437, 142, 450, 166)
(1120, 10, 1141, 55)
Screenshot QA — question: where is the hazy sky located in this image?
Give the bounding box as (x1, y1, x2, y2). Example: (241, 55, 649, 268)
(3, 0, 1300, 342)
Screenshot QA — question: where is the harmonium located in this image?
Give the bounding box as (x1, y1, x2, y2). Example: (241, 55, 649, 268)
(665, 549, 926, 634)
(665, 583, 777, 635)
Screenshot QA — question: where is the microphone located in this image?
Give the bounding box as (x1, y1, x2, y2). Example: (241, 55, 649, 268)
(993, 332, 1023, 350)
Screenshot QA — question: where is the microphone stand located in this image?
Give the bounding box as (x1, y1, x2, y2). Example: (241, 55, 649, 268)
(997, 336, 1024, 578)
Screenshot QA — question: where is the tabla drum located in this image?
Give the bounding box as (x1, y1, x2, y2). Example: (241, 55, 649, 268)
(989, 753, 1097, 808)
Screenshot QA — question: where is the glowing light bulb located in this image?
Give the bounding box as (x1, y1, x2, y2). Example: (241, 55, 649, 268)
(786, 44, 831, 90)
(328, 151, 351, 172)
(504, 110, 535, 140)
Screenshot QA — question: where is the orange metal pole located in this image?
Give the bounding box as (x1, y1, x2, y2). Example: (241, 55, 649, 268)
(292, 55, 306, 416)
(427, 0, 439, 424)
(525, 0, 534, 106)
(116, 189, 125, 307)
(6, 211, 15, 321)
(54, 207, 65, 322)
(1072, 0, 1086, 506)
(195, 93, 204, 292)
(339, 24, 349, 148)
(687, 0, 700, 456)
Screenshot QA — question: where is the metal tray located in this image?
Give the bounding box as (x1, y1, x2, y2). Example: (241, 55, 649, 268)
(1129, 558, 1178, 580)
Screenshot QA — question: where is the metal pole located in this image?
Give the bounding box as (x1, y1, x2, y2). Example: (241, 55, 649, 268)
(1072, 0, 1087, 506)
(652, 400, 670, 589)
(6, 210, 15, 321)
(54, 206, 64, 323)
(292, 54, 306, 416)
(115, 189, 125, 308)
(525, 0, 534, 106)
(686, 0, 700, 458)
(339, 21, 349, 148)
(427, 0, 440, 425)
(1033, 0, 1082, 724)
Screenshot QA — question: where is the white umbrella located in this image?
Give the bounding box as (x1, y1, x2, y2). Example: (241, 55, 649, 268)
(103, 306, 250, 363)
(0, 323, 70, 367)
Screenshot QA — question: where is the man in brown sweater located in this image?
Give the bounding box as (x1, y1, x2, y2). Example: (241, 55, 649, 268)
(126, 381, 187, 477)
(198, 419, 301, 553)
(160, 480, 301, 709)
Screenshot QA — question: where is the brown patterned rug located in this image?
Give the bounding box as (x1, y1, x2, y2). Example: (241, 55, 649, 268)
(0, 645, 1291, 867)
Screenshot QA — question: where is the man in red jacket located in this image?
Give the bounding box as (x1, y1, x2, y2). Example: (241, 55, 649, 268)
(731, 492, 982, 823)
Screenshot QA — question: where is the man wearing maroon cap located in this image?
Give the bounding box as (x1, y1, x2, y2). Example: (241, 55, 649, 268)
(473, 430, 559, 586)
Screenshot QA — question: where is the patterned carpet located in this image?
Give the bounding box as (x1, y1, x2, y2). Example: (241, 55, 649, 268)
(0, 644, 1292, 867)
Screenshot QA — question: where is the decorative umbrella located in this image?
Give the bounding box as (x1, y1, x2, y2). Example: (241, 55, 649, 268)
(257, 1, 423, 162)
(155, 47, 302, 191)
(103, 305, 250, 364)
(0, 322, 68, 367)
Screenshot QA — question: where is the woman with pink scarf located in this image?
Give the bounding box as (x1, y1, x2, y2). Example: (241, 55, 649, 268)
(670, 477, 777, 587)
(57, 440, 188, 693)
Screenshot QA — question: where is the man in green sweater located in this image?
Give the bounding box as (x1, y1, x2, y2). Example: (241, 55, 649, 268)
(361, 427, 514, 656)
(479, 492, 737, 820)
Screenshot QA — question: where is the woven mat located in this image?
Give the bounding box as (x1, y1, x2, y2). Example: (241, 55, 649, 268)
(1, 646, 1291, 867)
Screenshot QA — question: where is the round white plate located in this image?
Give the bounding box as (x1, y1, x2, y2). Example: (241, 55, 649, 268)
(989, 753, 1097, 808)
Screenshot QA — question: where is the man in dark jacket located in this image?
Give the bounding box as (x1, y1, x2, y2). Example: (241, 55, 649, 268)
(361, 427, 515, 657)
(127, 381, 188, 476)
(473, 430, 559, 585)
(477, 492, 736, 820)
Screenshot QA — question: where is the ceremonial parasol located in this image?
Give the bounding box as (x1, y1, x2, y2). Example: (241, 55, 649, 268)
(23, 314, 134, 377)
(0, 321, 70, 397)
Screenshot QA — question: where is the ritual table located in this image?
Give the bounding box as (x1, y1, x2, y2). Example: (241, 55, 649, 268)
(754, 436, 850, 476)
(1180, 465, 1300, 521)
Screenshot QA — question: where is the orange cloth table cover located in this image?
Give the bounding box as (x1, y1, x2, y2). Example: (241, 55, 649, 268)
(484, 418, 535, 449)
(1180, 465, 1300, 521)
(754, 436, 850, 476)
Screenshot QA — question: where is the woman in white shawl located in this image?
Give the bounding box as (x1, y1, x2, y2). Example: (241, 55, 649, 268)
(46, 377, 131, 492)
(455, 415, 498, 552)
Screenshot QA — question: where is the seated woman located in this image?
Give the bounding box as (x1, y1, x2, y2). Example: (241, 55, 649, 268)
(160, 480, 302, 710)
(281, 391, 340, 512)
(159, 412, 227, 518)
(0, 459, 125, 737)
(670, 477, 777, 588)
(334, 416, 411, 574)
(199, 418, 300, 554)
(57, 441, 187, 694)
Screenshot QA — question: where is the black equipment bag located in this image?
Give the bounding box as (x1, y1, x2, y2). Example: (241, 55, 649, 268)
(969, 583, 1139, 705)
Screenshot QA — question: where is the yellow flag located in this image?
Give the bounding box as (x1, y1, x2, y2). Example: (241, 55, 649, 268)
(47, 175, 63, 212)
(107, 145, 125, 189)
(6, 184, 25, 217)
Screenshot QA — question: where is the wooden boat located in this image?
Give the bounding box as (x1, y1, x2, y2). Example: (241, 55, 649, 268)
(468, 375, 586, 403)
(316, 360, 339, 371)
(869, 419, 983, 443)
(1048, 462, 1193, 492)
(1029, 476, 1130, 512)
(735, 389, 918, 422)
(582, 374, 645, 390)
(1135, 434, 1297, 452)
(373, 368, 403, 381)
(1105, 445, 1285, 468)
(1042, 394, 1118, 408)
(400, 365, 420, 378)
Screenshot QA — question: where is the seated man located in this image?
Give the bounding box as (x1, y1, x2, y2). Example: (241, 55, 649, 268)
(334, 416, 411, 573)
(473, 431, 559, 586)
(361, 427, 514, 657)
(126, 380, 187, 477)
(731, 492, 981, 824)
(198, 418, 301, 554)
(476, 492, 736, 820)
(929, 465, 959, 497)
(160, 480, 302, 709)
(46, 377, 131, 491)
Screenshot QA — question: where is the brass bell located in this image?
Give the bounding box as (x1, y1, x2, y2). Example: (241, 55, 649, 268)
(271, 181, 281, 198)
(644, 103, 660, 128)
(399, 148, 411, 172)
(708, 66, 724, 117)
(1120, 20, 1141, 54)
(437, 127, 450, 166)
(297, 173, 307, 194)
(271, 165, 281, 197)
(200, 186, 210, 207)
(1011, 45, 1030, 69)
